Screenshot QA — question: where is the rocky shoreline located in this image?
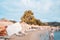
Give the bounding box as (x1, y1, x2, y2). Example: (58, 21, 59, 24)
(7, 22, 51, 40)
(0, 21, 59, 40)
(9, 29, 49, 40)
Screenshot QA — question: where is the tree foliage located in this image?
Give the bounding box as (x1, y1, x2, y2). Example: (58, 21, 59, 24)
(21, 10, 43, 25)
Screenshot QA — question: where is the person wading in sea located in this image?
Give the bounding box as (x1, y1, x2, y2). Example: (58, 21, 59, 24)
(49, 28, 54, 40)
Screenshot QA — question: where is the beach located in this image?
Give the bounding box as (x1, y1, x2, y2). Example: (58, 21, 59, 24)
(9, 28, 50, 40)
(0, 22, 57, 40)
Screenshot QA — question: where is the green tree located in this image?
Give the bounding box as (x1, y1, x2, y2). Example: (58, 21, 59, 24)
(21, 10, 42, 25)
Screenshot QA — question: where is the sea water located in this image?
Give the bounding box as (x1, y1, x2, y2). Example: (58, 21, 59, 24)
(54, 31, 60, 40)
(40, 30, 49, 40)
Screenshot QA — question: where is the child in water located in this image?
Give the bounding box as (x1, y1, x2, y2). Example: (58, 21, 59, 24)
(49, 28, 54, 40)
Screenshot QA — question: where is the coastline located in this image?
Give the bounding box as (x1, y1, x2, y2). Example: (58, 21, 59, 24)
(0, 22, 58, 40)
(8, 22, 51, 40)
(9, 29, 50, 40)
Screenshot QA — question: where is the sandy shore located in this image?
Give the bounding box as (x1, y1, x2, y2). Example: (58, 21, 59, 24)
(0, 22, 53, 40)
(9, 29, 49, 40)
(8, 22, 51, 40)
(9, 29, 41, 40)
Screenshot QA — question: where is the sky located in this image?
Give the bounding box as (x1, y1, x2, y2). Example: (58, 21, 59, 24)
(0, 0, 60, 22)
